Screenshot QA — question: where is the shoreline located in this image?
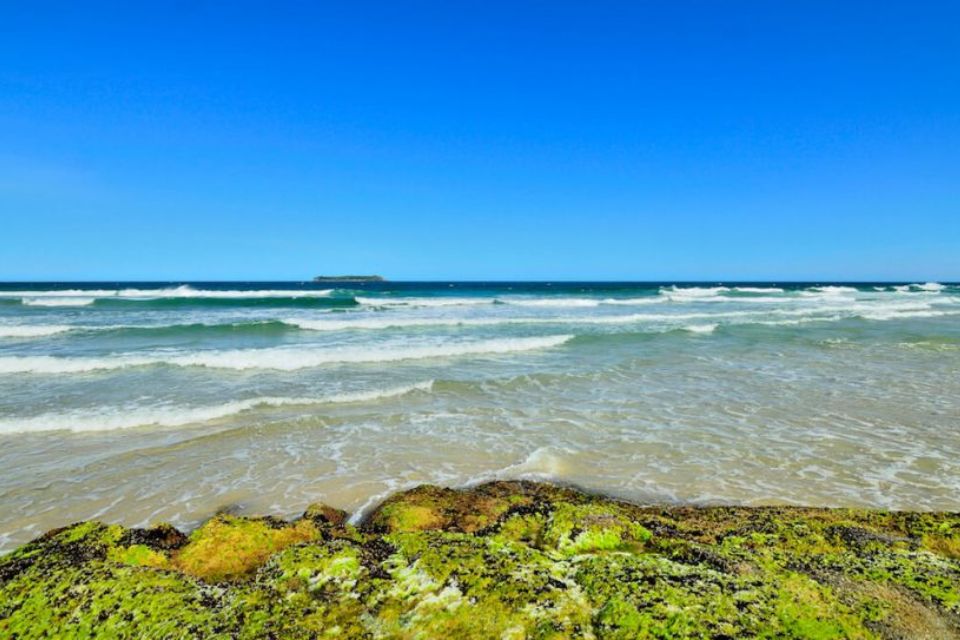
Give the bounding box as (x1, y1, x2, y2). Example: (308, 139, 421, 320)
(2, 479, 958, 638)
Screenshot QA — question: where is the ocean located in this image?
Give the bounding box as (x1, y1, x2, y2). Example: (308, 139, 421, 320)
(0, 281, 958, 552)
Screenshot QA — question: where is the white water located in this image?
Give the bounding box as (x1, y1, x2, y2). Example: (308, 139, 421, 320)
(0, 325, 73, 338)
(0, 335, 575, 374)
(0, 381, 434, 433)
(0, 285, 336, 300)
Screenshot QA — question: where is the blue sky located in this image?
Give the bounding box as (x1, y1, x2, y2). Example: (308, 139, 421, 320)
(1, 1, 958, 281)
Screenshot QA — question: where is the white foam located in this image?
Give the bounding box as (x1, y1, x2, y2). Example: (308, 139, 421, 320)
(732, 287, 785, 293)
(453, 446, 583, 501)
(2, 286, 336, 301)
(0, 335, 574, 374)
(754, 301, 935, 321)
(286, 312, 743, 332)
(288, 299, 953, 333)
(750, 316, 845, 326)
(503, 298, 600, 308)
(287, 317, 502, 331)
(21, 297, 95, 307)
(660, 286, 730, 298)
(0, 319, 290, 337)
(0, 325, 73, 338)
(805, 286, 859, 295)
(491, 447, 572, 480)
(857, 309, 957, 321)
(287, 314, 666, 331)
(355, 296, 491, 307)
(683, 323, 718, 334)
(358, 294, 753, 308)
(741, 306, 957, 325)
(3, 289, 119, 298)
(601, 297, 665, 305)
(357, 296, 615, 308)
(889, 283, 945, 295)
(0, 381, 434, 433)
(113, 286, 336, 299)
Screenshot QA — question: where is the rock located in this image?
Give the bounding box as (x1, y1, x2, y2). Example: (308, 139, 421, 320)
(1, 481, 959, 638)
(302, 503, 348, 527)
(119, 522, 188, 551)
(312, 275, 386, 282)
(170, 515, 322, 582)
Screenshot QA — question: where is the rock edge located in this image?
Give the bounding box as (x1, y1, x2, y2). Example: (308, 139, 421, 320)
(2, 480, 959, 639)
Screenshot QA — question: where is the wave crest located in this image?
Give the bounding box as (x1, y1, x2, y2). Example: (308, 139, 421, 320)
(0, 286, 337, 301)
(0, 325, 73, 338)
(21, 297, 95, 307)
(0, 335, 574, 374)
(0, 381, 434, 433)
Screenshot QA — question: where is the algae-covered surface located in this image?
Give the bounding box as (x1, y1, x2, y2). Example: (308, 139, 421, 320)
(2, 481, 959, 639)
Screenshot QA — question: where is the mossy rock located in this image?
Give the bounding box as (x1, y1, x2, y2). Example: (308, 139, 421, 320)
(2, 482, 959, 638)
(171, 515, 322, 582)
(365, 480, 586, 534)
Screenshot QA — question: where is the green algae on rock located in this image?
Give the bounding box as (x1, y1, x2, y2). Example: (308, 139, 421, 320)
(2, 481, 959, 639)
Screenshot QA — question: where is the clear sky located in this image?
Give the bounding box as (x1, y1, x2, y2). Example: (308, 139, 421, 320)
(1, 1, 958, 281)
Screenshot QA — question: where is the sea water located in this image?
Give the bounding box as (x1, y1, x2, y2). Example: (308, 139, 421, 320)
(0, 281, 958, 551)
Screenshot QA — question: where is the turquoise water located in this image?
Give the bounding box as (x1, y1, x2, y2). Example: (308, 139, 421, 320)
(1, 281, 958, 551)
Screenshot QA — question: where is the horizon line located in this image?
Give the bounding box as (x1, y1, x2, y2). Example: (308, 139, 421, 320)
(0, 279, 956, 285)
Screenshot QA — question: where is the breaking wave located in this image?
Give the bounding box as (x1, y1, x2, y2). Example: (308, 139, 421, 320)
(0, 381, 435, 433)
(0, 335, 575, 374)
(0, 325, 74, 338)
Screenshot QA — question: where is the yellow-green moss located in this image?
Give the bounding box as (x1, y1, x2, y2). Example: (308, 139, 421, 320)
(108, 543, 170, 569)
(172, 515, 320, 581)
(375, 503, 443, 532)
(2, 482, 959, 639)
(542, 503, 653, 556)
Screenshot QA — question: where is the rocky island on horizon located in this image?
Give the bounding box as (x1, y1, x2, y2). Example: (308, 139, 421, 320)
(312, 275, 386, 282)
(2, 479, 958, 638)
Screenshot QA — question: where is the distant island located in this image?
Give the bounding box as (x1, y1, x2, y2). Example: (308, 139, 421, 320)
(312, 275, 385, 282)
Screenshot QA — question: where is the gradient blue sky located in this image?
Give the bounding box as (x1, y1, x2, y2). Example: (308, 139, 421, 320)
(1, 1, 958, 281)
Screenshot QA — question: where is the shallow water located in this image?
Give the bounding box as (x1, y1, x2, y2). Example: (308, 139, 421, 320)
(1, 281, 958, 552)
